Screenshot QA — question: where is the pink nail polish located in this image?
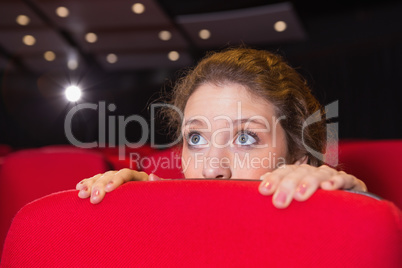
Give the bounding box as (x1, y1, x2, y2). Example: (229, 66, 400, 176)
(105, 181, 114, 190)
(263, 181, 272, 191)
(275, 192, 287, 204)
(297, 184, 307, 195)
(92, 189, 99, 199)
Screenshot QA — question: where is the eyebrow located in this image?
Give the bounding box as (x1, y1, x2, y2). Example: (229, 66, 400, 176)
(183, 118, 268, 128)
(183, 118, 206, 128)
(232, 118, 268, 128)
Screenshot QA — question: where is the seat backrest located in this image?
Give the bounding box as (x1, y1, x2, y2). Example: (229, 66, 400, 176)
(338, 140, 402, 209)
(0, 146, 109, 254)
(92, 144, 157, 170)
(1, 180, 401, 267)
(0, 145, 12, 158)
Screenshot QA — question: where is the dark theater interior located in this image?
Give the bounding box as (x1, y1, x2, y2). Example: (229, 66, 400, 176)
(0, 1, 401, 266)
(0, 0, 401, 147)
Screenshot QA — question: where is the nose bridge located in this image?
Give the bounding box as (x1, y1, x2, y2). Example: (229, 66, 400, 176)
(202, 145, 232, 179)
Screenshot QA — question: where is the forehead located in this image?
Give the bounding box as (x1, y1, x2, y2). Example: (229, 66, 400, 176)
(184, 83, 275, 121)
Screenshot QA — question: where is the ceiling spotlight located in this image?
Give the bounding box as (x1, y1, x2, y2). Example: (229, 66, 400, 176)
(131, 3, 145, 14)
(44, 51, 56, 61)
(65, 85, 82, 102)
(85, 32, 98, 43)
(68, 59, 78, 70)
(56, 6, 69, 18)
(22, 35, 36, 46)
(132, 3, 145, 14)
(274, 21, 287, 32)
(168, 51, 180, 62)
(158, 30, 172, 41)
(199, 29, 211, 40)
(16, 15, 30, 26)
(106, 53, 118, 64)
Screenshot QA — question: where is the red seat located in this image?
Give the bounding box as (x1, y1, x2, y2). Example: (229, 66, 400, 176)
(0, 146, 109, 254)
(1, 180, 400, 267)
(338, 140, 402, 209)
(0, 145, 12, 158)
(92, 144, 157, 170)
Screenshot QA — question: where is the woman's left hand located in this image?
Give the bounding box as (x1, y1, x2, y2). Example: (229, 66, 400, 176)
(258, 164, 367, 209)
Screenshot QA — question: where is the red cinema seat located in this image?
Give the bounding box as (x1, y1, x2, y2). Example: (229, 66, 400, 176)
(0, 146, 110, 254)
(0, 144, 12, 170)
(0, 145, 12, 158)
(1, 180, 401, 267)
(92, 144, 156, 170)
(338, 140, 402, 209)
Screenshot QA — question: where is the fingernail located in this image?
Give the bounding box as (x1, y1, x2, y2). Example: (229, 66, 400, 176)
(274, 191, 287, 205)
(105, 181, 114, 190)
(91, 188, 100, 199)
(297, 184, 307, 195)
(263, 181, 272, 191)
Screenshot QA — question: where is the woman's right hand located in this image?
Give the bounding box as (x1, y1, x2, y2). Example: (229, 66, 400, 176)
(75, 168, 161, 204)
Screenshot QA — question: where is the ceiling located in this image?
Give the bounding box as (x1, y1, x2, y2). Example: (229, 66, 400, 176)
(0, 0, 401, 147)
(1, 0, 398, 75)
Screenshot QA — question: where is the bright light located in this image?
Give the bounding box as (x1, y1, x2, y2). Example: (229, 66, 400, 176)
(44, 51, 56, 61)
(56, 6, 69, 18)
(168, 51, 180, 61)
(67, 59, 78, 70)
(106, 53, 118, 64)
(132, 3, 145, 14)
(22, 35, 36, 46)
(274, 21, 287, 32)
(199, 29, 211, 40)
(16, 15, 30, 26)
(158, 30, 172, 41)
(65, 86, 81, 102)
(85, 32, 98, 43)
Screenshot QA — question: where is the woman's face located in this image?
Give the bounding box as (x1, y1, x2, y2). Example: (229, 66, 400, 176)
(181, 83, 288, 179)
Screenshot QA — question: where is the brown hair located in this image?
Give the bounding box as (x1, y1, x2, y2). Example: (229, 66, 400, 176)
(163, 47, 326, 166)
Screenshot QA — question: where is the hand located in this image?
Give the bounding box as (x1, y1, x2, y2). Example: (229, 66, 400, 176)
(76, 168, 161, 204)
(258, 164, 367, 209)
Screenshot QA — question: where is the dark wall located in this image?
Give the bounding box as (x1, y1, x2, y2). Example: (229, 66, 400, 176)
(1, 2, 401, 148)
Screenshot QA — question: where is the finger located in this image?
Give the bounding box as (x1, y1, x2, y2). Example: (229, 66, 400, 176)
(76, 173, 102, 190)
(293, 173, 322, 202)
(105, 169, 149, 192)
(77, 174, 102, 199)
(91, 169, 149, 204)
(90, 171, 118, 204)
(293, 165, 337, 199)
(148, 173, 162, 181)
(271, 168, 309, 208)
(258, 172, 277, 195)
(320, 171, 365, 191)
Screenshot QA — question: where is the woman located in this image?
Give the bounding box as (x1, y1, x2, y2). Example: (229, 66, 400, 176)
(76, 47, 367, 208)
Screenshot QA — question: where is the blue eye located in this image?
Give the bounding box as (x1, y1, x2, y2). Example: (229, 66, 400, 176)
(235, 132, 257, 145)
(188, 133, 208, 146)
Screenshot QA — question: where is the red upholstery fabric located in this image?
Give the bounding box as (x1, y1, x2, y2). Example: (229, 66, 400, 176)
(0, 145, 12, 157)
(92, 144, 156, 170)
(0, 146, 109, 254)
(1, 180, 401, 267)
(338, 140, 402, 209)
